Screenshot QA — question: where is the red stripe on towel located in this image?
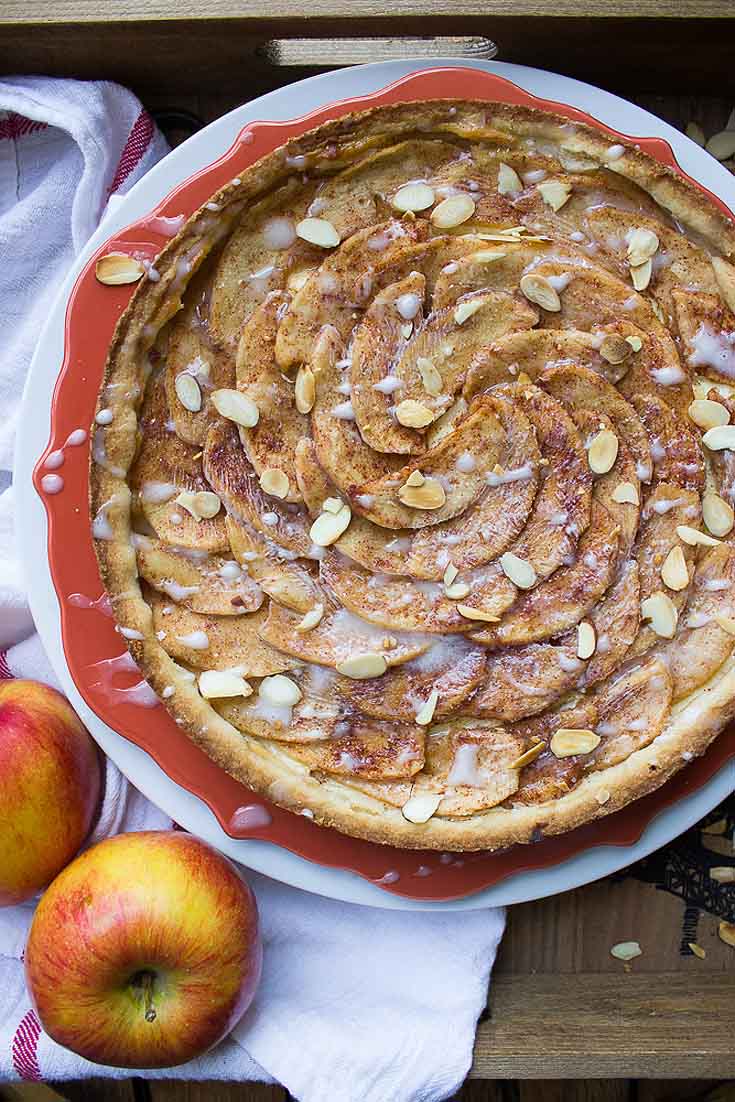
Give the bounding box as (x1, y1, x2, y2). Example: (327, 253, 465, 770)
(108, 109, 154, 196)
(11, 1010, 42, 1081)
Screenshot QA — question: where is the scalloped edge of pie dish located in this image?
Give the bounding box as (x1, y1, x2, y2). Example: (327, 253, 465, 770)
(34, 64, 735, 886)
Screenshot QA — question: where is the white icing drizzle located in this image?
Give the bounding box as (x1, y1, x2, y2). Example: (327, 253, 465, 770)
(447, 743, 483, 787)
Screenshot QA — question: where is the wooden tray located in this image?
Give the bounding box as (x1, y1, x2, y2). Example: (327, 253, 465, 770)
(3, 0, 734, 1083)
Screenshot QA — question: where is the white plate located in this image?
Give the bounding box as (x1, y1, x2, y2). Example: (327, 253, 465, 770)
(15, 58, 735, 911)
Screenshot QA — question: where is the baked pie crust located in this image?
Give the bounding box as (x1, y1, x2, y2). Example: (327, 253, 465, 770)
(91, 99, 735, 850)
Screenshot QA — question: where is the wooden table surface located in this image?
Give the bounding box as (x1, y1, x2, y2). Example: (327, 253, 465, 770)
(1, 12, 734, 1092)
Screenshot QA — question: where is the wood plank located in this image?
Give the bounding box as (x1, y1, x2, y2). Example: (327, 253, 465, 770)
(1, 18, 734, 98)
(497, 876, 735, 976)
(637, 1082, 724, 1102)
(48, 1082, 137, 1102)
(515, 1084, 631, 1102)
(148, 1083, 286, 1101)
(472, 974, 735, 1079)
(2, 2, 734, 24)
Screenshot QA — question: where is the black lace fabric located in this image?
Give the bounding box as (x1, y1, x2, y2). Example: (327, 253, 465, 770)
(622, 796, 735, 926)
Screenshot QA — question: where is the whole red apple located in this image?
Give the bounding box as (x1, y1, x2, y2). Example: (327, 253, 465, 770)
(0, 679, 102, 907)
(25, 831, 262, 1068)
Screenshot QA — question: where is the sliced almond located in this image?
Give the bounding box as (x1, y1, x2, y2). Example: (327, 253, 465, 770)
(95, 253, 145, 285)
(626, 335, 643, 352)
(627, 227, 660, 267)
(714, 614, 735, 636)
(296, 603, 325, 632)
(588, 429, 619, 475)
(401, 791, 442, 824)
(703, 492, 735, 537)
(198, 669, 252, 699)
(688, 942, 706, 960)
(519, 272, 561, 312)
(599, 334, 631, 365)
(500, 551, 537, 590)
(174, 490, 221, 521)
(641, 591, 678, 638)
(511, 741, 546, 770)
(610, 941, 642, 962)
(417, 357, 443, 397)
(651, 297, 665, 323)
(295, 217, 340, 248)
(415, 689, 440, 726)
(718, 921, 735, 949)
(710, 866, 735, 883)
(550, 728, 601, 757)
(309, 504, 352, 546)
(577, 621, 596, 659)
(295, 365, 316, 413)
(537, 178, 572, 211)
(630, 259, 652, 291)
(688, 397, 730, 431)
(611, 481, 639, 505)
(322, 497, 344, 514)
(431, 193, 476, 229)
(398, 476, 446, 510)
(174, 372, 202, 413)
(405, 469, 425, 488)
(712, 256, 735, 313)
(456, 604, 500, 623)
(470, 249, 507, 263)
(661, 545, 689, 591)
(392, 182, 435, 213)
(703, 425, 735, 451)
(453, 299, 483, 326)
(497, 162, 523, 196)
(259, 674, 302, 706)
(259, 467, 290, 499)
(596, 790, 611, 806)
(211, 388, 259, 427)
(443, 563, 458, 586)
(676, 524, 721, 547)
(336, 652, 388, 679)
(445, 581, 471, 600)
(706, 131, 735, 161)
(395, 399, 435, 428)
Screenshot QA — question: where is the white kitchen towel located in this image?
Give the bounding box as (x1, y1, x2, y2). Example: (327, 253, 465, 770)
(0, 77, 505, 1099)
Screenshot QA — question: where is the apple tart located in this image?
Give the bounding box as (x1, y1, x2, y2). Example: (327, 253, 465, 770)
(91, 99, 735, 849)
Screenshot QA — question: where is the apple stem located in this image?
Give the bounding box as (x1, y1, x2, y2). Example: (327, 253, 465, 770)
(137, 971, 157, 1023)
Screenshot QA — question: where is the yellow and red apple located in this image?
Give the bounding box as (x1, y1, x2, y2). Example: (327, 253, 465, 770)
(0, 679, 102, 906)
(25, 831, 262, 1068)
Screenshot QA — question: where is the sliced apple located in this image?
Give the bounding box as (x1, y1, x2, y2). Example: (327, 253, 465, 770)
(286, 719, 425, 781)
(341, 637, 486, 722)
(472, 500, 619, 648)
(320, 549, 516, 633)
(148, 589, 298, 675)
(258, 602, 431, 669)
(510, 698, 599, 806)
(130, 375, 229, 552)
(349, 394, 508, 530)
(203, 420, 312, 556)
(591, 656, 672, 770)
(274, 219, 428, 369)
(582, 559, 640, 687)
(136, 538, 263, 616)
(659, 544, 735, 700)
(407, 722, 525, 816)
(464, 641, 585, 722)
(672, 289, 735, 387)
(234, 290, 306, 503)
(585, 207, 718, 320)
(632, 392, 704, 493)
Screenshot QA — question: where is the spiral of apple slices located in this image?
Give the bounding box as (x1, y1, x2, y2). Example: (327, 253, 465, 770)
(116, 140, 735, 831)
